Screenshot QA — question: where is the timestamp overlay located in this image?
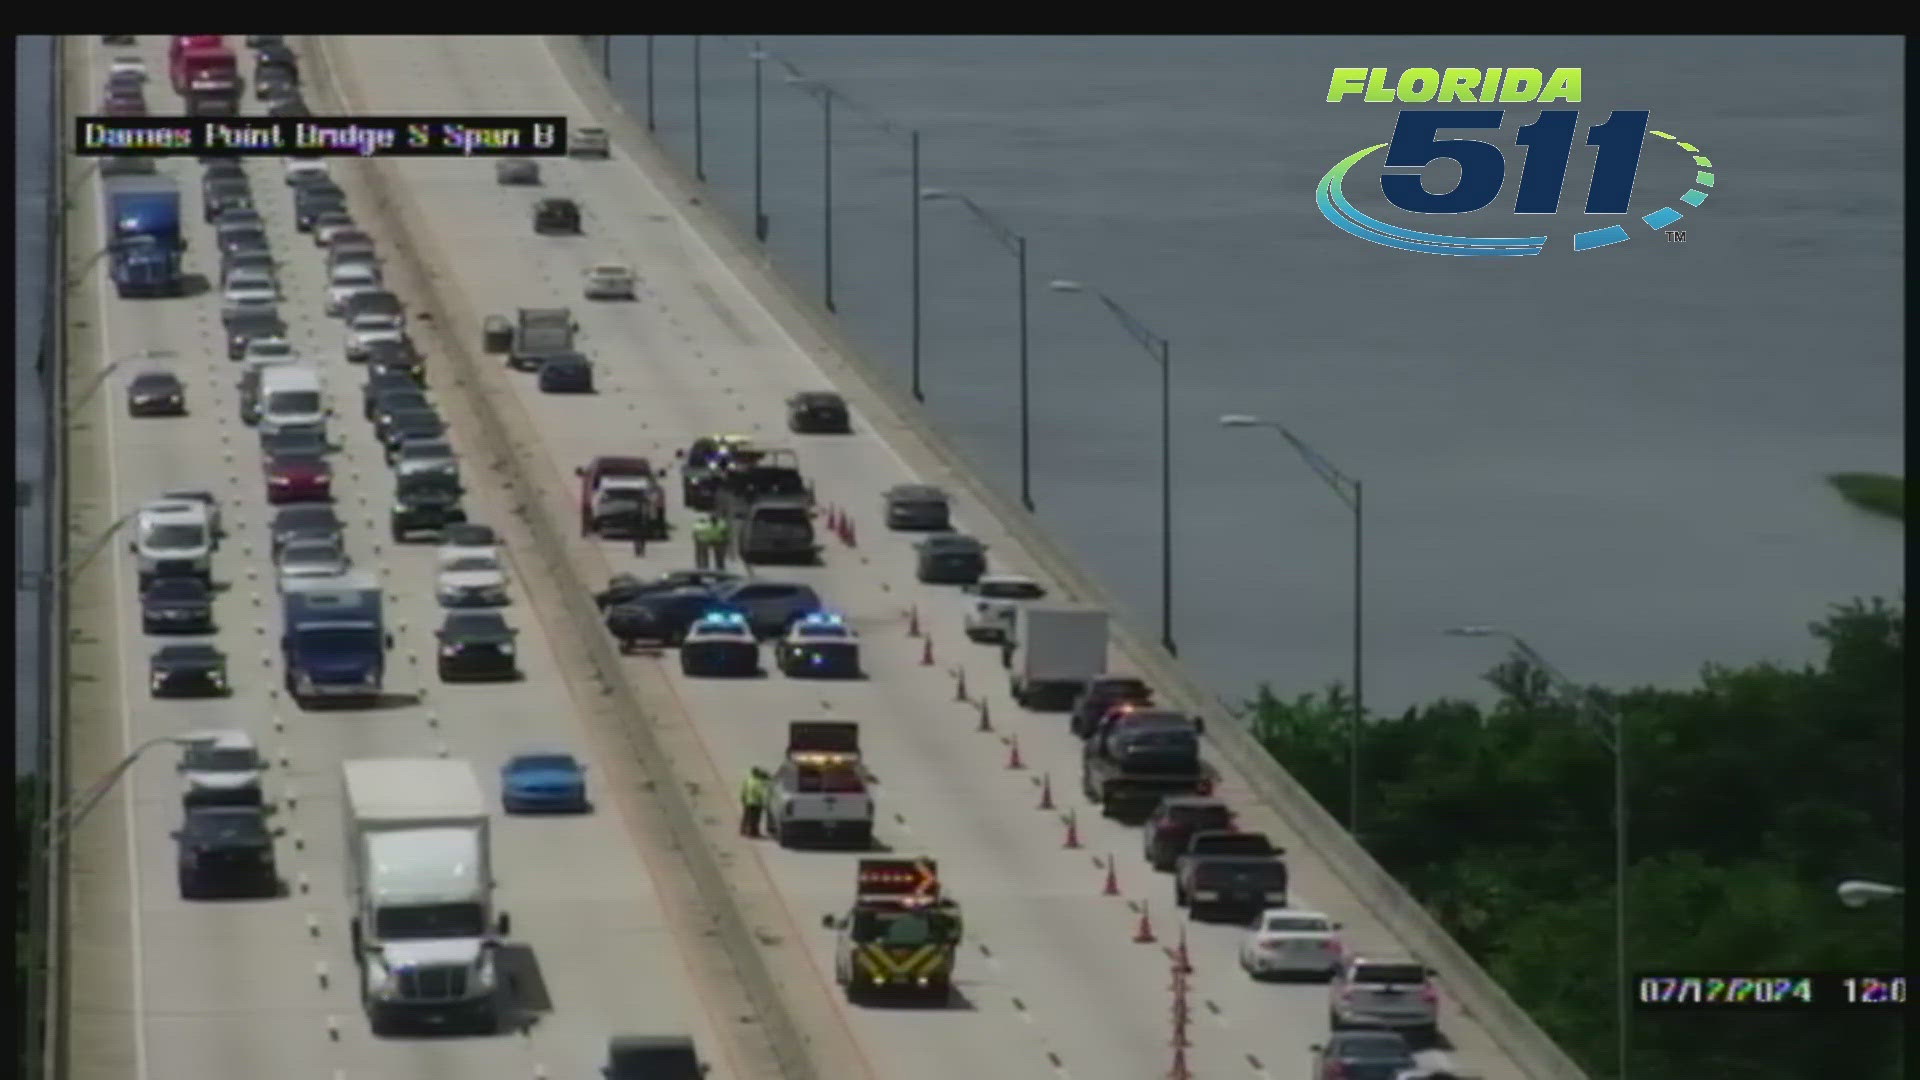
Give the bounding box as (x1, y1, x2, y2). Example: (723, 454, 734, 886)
(1634, 972, 1908, 1011)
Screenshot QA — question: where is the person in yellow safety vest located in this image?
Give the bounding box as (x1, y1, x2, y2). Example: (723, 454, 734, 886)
(692, 514, 718, 570)
(738, 767, 770, 837)
(707, 513, 733, 571)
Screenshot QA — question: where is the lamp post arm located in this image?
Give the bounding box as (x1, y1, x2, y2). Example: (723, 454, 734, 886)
(1094, 291, 1167, 364)
(50, 734, 186, 840)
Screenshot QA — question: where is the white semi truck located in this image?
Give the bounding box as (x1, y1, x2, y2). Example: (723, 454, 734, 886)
(342, 758, 509, 1036)
(1005, 603, 1109, 710)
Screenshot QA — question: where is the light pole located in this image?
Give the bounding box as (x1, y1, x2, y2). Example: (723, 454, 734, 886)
(645, 35, 655, 132)
(1837, 879, 1904, 908)
(910, 129, 923, 402)
(1221, 414, 1363, 839)
(783, 74, 836, 312)
(692, 35, 704, 181)
(601, 34, 611, 80)
(922, 189, 1032, 511)
(47, 733, 218, 843)
(1445, 625, 1628, 1080)
(1048, 279, 1175, 656)
(64, 358, 122, 416)
(750, 44, 767, 242)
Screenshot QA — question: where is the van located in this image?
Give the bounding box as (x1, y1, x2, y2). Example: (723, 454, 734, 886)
(256, 364, 327, 435)
(326, 262, 382, 317)
(133, 500, 214, 587)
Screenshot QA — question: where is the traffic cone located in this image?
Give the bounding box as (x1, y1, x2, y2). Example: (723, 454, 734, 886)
(1171, 924, 1192, 973)
(1133, 900, 1158, 943)
(1168, 1044, 1191, 1080)
(1006, 735, 1025, 770)
(827, 506, 840, 535)
(1037, 772, 1054, 810)
(976, 699, 992, 731)
(908, 605, 921, 637)
(844, 518, 857, 546)
(954, 666, 968, 701)
(1102, 854, 1121, 896)
(1062, 809, 1082, 849)
(920, 637, 934, 666)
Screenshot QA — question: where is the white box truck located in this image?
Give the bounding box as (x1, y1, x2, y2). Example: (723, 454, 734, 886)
(1005, 603, 1109, 710)
(342, 758, 508, 1036)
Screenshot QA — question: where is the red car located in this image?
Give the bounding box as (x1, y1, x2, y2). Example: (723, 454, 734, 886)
(265, 453, 332, 504)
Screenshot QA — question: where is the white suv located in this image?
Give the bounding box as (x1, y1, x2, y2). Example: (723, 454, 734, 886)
(133, 500, 214, 588)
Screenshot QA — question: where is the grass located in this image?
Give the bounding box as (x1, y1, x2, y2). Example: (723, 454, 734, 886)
(1827, 472, 1904, 523)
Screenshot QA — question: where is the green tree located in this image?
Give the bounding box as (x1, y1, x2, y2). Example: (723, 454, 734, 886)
(1245, 598, 1905, 1080)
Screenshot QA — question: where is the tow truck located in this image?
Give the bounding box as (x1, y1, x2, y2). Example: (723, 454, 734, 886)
(824, 858, 962, 1004)
(767, 721, 873, 847)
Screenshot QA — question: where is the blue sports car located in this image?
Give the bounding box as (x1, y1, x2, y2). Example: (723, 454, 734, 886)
(501, 753, 589, 813)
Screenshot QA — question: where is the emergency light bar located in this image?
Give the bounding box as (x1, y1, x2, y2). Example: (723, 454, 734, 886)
(788, 751, 859, 767)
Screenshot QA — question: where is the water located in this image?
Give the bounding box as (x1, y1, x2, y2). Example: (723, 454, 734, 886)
(15, 35, 55, 775)
(613, 35, 1905, 714)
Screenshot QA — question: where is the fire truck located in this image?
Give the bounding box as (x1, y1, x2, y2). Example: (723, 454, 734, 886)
(823, 858, 963, 1003)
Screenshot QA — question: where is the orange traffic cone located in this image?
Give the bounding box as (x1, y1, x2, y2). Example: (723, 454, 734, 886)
(1006, 735, 1025, 770)
(1133, 900, 1158, 943)
(1037, 773, 1054, 810)
(920, 637, 934, 666)
(827, 506, 841, 535)
(1062, 809, 1081, 849)
(1168, 1044, 1192, 1080)
(1102, 855, 1121, 896)
(954, 666, 968, 701)
(843, 519, 856, 547)
(908, 605, 921, 637)
(976, 698, 992, 731)
(1171, 924, 1192, 973)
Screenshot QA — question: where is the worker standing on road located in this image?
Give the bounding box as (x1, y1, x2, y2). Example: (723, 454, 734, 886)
(709, 512, 733, 572)
(692, 515, 716, 570)
(738, 767, 770, 837)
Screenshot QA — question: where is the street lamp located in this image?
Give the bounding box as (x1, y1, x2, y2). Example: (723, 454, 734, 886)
(1048, 278, 1175, 656)
(783, 73, 836, 312)
(910, 129, 923, 402)
(922, 188, 1032, 511)
(749, 44, 768, 242)
(1220, 414, 1363, 839)
(1837, 879, 1904, 908)
(46, 733, 217, 842)
(645, 35, 655, 131)
(64, 358, 123, 416)
(1444, 625, 1628, 1080)
(692, 35, 704, 181)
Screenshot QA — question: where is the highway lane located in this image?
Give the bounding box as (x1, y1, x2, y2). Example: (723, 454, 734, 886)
(65, 36, 748, 1080)
(322, 34, 1525, 1080)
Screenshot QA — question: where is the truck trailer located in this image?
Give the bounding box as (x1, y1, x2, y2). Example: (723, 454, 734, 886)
(342, 758, 508, 1036)
(1005, 603, 1109, 710)
(102, 175, 185, 298)
(281, 571, 389, 706)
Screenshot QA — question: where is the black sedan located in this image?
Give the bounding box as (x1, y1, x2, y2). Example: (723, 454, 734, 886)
(786, 391, 850, 434)
(269, 505, 343, 557)
(914, 533, 988, 585)
(362, 371, 423, 419)
(364, 337, 426, 384)
(603, 587, 724, 650)
(127, 371, 186, 417)
(436, 611, 519, 681)
(380, 411, 446, 463)
(537, 354, 594, 393)
(593, 570, 739, 611)
(149, 643, 229, 698)
(223, 306, 286, 360)
(141, 577, 214, 634)
(532, 197, 581, 234)
(370, 388, 433, 431)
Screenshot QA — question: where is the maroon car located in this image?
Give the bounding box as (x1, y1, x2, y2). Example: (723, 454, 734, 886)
(265, 453, 332, 504)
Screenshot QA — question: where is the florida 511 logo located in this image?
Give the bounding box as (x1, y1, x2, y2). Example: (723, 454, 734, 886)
(1318, 67, 1715, 256)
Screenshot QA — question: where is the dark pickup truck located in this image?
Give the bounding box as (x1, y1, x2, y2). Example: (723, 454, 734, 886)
(1173, 830, 1288, 921)
(1080, 707, 1212, 820)
(1142, 796, 1236, 872)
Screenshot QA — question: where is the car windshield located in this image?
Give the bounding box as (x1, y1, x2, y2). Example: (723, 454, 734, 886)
(797, 625, 849, 639)
(445, 557, 497, 573)
(282, 546, 339, 568)
(249, 341, 292, 356)
(277, 509, 338, 531)
(401, 441, 451, 460)
(182, 812, 267, 843)
(229, 312, 282, 333)
(445, 525, 495, 545)
(395, 412, 441, 431)
(185, 746, 258, 771)
(753, 506, 812, 526)
(1165, 803, 1232, 827)
(1195, 861, 1285, 888)
(793, 765, 864, 793)
(977, 580, 1044, 600)
(147, 524, 205, 548)
(379, 392, 428, 411)
(511, 755, 576, 773)
(1332, 1033, 1413, 1060)
(272, 454, 325, 472)
(373, 902, 486, 940)
(267, 434, 326, 455)
(147, 579, 206, 599)
(1264, 915, 1330, 933)
(1353, 963, 1428, 986)
(131, 375, 177, 391)
(333, 267, 376, 284)
(292, 627, 375, 653)
(266, 390, 321, 414)
(447, 613, 508, 635)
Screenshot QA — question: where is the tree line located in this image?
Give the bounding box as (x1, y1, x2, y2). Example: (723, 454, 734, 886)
(1240, 596, 1906, 1080)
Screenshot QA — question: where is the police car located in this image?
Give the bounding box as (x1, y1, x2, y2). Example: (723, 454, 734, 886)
(678, 611, 760, 677)
(775, 612, 862, 678)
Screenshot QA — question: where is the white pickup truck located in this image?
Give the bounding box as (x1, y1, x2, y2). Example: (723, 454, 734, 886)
(766, 721, 872, 849)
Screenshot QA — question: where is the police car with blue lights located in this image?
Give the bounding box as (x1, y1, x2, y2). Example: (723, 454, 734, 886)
(678, 610, 761, 677)
(775, 611, 862, 678)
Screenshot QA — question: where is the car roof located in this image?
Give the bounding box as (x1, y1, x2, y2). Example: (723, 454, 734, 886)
(154, 643, 222, 659)
(445, 524, 496, 544)
(145, 576, 208, 593)
(274, 504, 340, 524)
(131, 370, 179, 383)
(507, 752, 578, 768)
(443, 611, 512, 634)
(887, 483, 946, 499)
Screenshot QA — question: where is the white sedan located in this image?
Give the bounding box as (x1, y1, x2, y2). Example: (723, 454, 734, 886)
(275, 539, 351, 590)
(571, 126, 609, 158)
(243, 337, 298, 364)
(285, 157, 329, 186)
(1239, 908, 1344, 980)
(583, 263, 636, 300)
(437, 523, 499, 568)
(436, 552, 510, 607)
(109, 56, 147, 83)
(221, 270, 278, 307)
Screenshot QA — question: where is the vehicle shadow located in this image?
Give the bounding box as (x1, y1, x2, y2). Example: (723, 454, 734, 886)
(497, 943, 553, 1030)
(293, 691, 423, 713)
(855, 985, 978, 1012)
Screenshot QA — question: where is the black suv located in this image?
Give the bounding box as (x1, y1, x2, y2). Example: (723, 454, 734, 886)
(223, 305, 286, 360)
(149, 643, 229, 698)
(173, 806, 280, 899)
(532, 197, 581, 234)
(390, 472, 466, 542)
(436, 611, 520, 681)
(786, 391, 851, 434)
(363, 337, 426, 385)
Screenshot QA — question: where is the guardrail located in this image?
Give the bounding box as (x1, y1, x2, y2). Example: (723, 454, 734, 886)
(304, 36, 822, 1080)
(548, 34, 1590, 1080)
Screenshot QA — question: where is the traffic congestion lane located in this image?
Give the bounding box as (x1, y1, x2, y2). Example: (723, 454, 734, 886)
(70, 36, 737, 1080)
(325, 34, 1492, 1080)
